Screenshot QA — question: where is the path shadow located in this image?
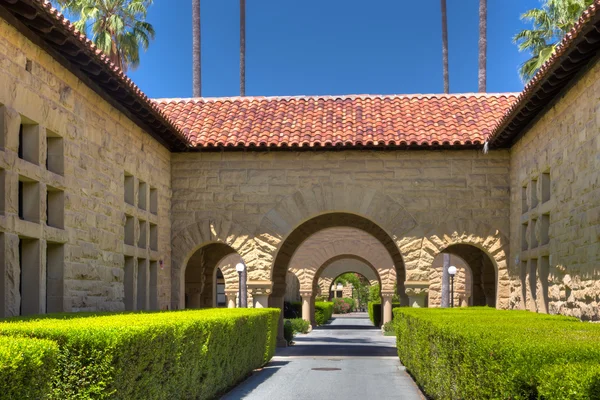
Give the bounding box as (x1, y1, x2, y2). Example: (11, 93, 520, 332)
(316, 324, 378, 330)
(277, 344, 397, 357)
(220, 360, 290, 399)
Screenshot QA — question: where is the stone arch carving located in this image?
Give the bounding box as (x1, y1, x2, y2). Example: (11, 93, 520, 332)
(255, 186, 417, 278)
(171, 217, 255, 310)
(428, 254, 473, 307)
(287, 227, 396, 293)
(214, 253, 243, 290)
(401, 220, 509, 307)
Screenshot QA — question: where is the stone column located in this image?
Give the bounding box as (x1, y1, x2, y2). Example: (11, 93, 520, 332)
(247, 280, 272, 309)
(405, 281, 429, 308)
(268, 293, 288, 348)
(381, 292, 394, 325)
(225, 289, 237, 308)
(300, 291, 312, 323)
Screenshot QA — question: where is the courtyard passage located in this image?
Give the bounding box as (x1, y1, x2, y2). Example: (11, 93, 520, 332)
(222, 313, 424, 399)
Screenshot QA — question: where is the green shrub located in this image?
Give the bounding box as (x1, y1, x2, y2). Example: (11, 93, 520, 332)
(333, 297, 354, 314)
(394, 307, 600, 400)
(286, 318, 310, 334)
(382, 321, 395, 336)
(315, 302, 333, 325)
(0, 336, 59, 399)
(368, 302, 400, 327)
(283, 320, 294, 345)
(0, 308, 279, 399)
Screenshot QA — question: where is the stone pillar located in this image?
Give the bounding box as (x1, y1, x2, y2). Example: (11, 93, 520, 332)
(0, 233, 20, 317)
(300, 291, 312, 323)
(225, 289, 237, 308)
(381, 292, 394, 324)
(268, 294, 288, 348)
(405, 281, 429, 308)
(247, 280, 272, 309)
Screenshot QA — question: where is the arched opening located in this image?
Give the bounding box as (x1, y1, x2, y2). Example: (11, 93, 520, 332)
(438, 244, 497, 307)
(184, 243, 242, 309)
(429, 253, 473, 307)
(284, 271, 301, 303)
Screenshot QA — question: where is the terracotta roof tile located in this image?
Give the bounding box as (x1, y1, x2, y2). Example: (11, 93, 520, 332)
(156, 94, 517, 149)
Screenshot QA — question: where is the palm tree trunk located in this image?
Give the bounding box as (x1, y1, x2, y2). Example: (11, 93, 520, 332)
(192, 0, 201, 97)
(478, 0, 487, 92)
(441, 0, 449, 94)
(240, 0, 246, 97)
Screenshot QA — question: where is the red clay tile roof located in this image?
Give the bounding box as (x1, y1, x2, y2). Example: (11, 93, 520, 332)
(487, 0, 600, 148)
(156, 94, 517, 149)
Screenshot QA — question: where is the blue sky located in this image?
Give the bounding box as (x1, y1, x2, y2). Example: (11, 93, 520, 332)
(122, 0, 541, 98)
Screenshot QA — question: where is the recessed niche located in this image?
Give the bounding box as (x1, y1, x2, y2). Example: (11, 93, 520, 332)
(541, 214, 550, 246)
(18, 177, 40, 223)
(46, 132, 64, 176)
(530, 218, 538, 248)
(138, 181, 147, 210)
(520, 260, 528, 310)
(149, 187, 157, 215)
(149, 260, 158, 310)
(529, 259, 538, 305)
(46, 187, 64, 229)
(137, 258, 148, 311)
(530, 179, 538, 209)
(539, 256, 550, 314)
(0, 169, 5, 215)
(138, 220, 147, 249)
(124, 215, 134, 246)
(124, 256, 135, 311)
(18, 123, 40, 165)
(541, 173, 551, 203)
(46, 243, 65, 313)
(124, 173, 134, 205)
(149, 223, 157, 251)
(521, 223, 528, 251)
(19, 238, 41, 315)
(521, 185, 528, 214)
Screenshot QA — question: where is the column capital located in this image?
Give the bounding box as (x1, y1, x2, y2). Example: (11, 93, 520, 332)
(247, 280, 272, 296)
(224, 289, 238, 296)
(299, 291, 313, 298)
(381, 291, 395, 300)
(404, 280, 429, 297)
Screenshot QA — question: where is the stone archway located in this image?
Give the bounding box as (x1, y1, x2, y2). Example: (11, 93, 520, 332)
(317, 258, 379, 298)
(428, 253, 472, 307)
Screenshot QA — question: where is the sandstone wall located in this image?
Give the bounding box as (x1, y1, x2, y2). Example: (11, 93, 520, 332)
(171, 149, 512, 309)
(508, 60, 600, 320)
(0, 18, 172, 315)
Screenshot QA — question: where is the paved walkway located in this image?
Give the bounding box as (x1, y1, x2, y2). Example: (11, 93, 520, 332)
(222, 313, 424, 399)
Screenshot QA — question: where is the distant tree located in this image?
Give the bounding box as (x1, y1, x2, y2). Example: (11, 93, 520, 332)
(334, 273, 370, 310)
(192, 0, 201, 97)
(514, 0, 593, 81)
(56, 0, 155, 72)
(478, 0, 487, 92)
(240, 0, 246, 96)
(441, 0, 450, 93)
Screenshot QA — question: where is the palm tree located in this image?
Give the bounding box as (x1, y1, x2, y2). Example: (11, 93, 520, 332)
(240, 0, 246, 97)
(56, 0, 155, 73)
(192, 0, 201, 97)
(478, 0, 487, 92)
(441, 0, 449, 93)
(514, 0, 593, 82)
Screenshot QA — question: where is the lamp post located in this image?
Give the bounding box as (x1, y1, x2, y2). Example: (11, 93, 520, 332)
(448, 265, 457, 308)
(235, 262, 247, 308)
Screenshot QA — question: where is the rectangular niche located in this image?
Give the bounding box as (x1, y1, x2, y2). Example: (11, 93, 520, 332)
(541, 172, 551, 203)
(149, 260, 158, 310)
(0, 169, 4, 215)
(521, 185, 528, 214)
(521, 223, 528, 251)
(149, 187, 157, 215)
(520, 260, 528, 310)
(541, 214, 550, 246)
(539, 256, 550, 314)
(19, 238, 42, 315)
(124, 173, 134, 206)
(138, 181, 147, 210)
(124, 256, 136, 311)
(529, 259, 538, 306)
(124, 215, 135, 246)
(530, 218, 538, 248)
(46, 187, 64, 229)
(18, 122, 40, 165)
(149, 223, 158, 251)
(530, 178, 539, 209)
(137, 258, 148, 311)
(46, 132, 64, 176)
(46, 243, 65, 313)
(138, 220, 147, 249)
(18, 177, 40, 223)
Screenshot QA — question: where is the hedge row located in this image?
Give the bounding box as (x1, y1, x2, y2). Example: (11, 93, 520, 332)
(315, 302, 333, 325)
(368, 302, 400, 327)
(394, 307, 600, 400)
(0, 308, 279, 399)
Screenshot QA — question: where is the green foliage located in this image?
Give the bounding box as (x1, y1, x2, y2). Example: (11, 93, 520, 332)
(369, 284, 381, 302)
(0, 336, 59, 399)
(0, 308, 279, 399)
(333, 297, 355, 314)
(394, 307, 600, 400)
(285, 318, 310, 334)
(368, 302, 400, 327)
(56, 0, 155, 72)
(334, 273, 370, 309)
(514, 0, 593, 81)
(315, 302, 333, 325)
(283, 320, 294, 345)
(382, 321, 395, 336)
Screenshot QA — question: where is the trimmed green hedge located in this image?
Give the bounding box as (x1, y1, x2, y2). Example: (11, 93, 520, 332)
(315, 302, 333, 325)
(0, 308, 279, 399)
(394, 307, 600, 400)
(368, 302, 400, 327)
(286, 318, 310, 334)
(0, 336, 59, 399)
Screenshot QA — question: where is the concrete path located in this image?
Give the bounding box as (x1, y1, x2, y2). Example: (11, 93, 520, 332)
(221, 313, 424, 400)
